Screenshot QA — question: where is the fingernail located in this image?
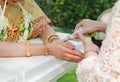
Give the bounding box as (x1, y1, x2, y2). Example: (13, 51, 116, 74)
(72, 47, 75, 50)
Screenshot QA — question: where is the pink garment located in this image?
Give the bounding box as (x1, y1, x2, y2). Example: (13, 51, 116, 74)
(77, 0, 120, 82)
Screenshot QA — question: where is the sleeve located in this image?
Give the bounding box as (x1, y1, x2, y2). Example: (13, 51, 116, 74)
(23, 0, 51, 25)
(76, 1, 120, 82)
(23, 0, 51, 38)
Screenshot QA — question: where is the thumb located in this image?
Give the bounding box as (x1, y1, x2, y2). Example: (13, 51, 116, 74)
(75, 33, 87, 42)
(74, 22, 83, 31)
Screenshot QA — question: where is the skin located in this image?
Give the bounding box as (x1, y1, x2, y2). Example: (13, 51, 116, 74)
(75, 19, 107, 36)
(0, 0, 83, 63)
(76, 33, 99, 58)
(74, 19, 105, 58)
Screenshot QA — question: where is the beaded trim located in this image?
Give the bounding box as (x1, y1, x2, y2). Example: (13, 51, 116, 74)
(29, 16, 51, 38)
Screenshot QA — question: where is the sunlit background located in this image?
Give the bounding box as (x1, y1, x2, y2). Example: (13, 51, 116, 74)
(35, 0, 116, 82)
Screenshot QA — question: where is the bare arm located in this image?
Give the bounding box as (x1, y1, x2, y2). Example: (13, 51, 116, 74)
(0, 42, 44, 57)
(39, 24, 58, 42)
(0, 40, 83, 63)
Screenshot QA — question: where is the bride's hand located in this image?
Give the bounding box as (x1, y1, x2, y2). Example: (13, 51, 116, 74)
(74, 19, 106, 37)
(75, 33, 99, 58)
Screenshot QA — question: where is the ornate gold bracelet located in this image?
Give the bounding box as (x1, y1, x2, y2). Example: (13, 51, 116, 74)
(45, 34, 59, 43)
(44, 34, 59, 56)
(44, 43, 48, 56)
(48, 36, 59, 43)
(26, 41, 31, 57)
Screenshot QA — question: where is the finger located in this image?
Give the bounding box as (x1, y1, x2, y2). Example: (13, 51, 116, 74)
(74, 22, 83, 31)
(74, 34, 78, 39)
(74, 27, 87, 36)
(66, 53, 81, 60)
(72, 58, 83, 63)
(61, 45, 84, 58)
(75, 33, 86, 42)
(64, 55, 79, 62)
(65, 41, 75, 47)
(63, 57, 73, 62)
(65, 53, 83, 62)
(60, 51, 83, 62)
(67, 58, 82, 63)
(73, 52, 84, 59)
(73, 48, 84, 57)
(63, 42, 75, 50)
(65, 48, 84, 58)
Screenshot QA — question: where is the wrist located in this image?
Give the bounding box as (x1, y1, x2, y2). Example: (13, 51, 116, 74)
(45, 43, 53, 55)
(97, 22, 107, 32)
(30, 44, 45, 56)
(49, 38, 60, 43)
(84, 49, 98, 58)
(45, 34, 59, 43)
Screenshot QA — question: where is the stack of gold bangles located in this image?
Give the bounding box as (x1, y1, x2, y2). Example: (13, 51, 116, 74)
(44, 34, 59, 56)
(25, 34, 59, 57)
(45, 34, 59, 43)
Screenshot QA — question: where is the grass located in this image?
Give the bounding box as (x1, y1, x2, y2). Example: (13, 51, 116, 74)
(53, 27, 73, 34)
(57, 67, 78, 82)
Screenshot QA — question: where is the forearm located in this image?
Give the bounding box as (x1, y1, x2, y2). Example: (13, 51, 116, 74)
(81, 38, 99, 58)
(0, 42, 45, 57)
(84, 51, 98, 58)
(39, 24, 59, 42)
(96, 22, 107, 33)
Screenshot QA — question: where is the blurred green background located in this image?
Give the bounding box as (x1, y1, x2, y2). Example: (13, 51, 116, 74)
(36, 0, 115, 30)
(35, 0, 116, 82)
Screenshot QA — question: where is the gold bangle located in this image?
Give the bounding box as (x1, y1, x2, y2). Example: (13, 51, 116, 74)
(84, 49, 99, 55)
(26, 41, 31, 57)
(48, 36, 59, 43)
(45, 34, 59, 43)
(44, 43, 48, 56)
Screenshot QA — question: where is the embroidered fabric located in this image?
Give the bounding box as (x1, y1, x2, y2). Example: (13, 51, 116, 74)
(0, 0, 8, 41)
(17, 2, 33, 42)
(0, 0, 51, 42)
(76, 0, 120, 82)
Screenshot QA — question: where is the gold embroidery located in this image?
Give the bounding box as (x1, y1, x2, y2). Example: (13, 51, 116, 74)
(29, 16, 50, 38)
(0, 0, 4, 8)
(33, 15, 51, 26)
(0, 0, 51, 42)
(29, 24, 47, 39)
(4, 4, 24, 42)
(6, 27, 20, 42)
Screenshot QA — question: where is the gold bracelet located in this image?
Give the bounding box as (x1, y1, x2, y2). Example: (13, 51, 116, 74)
(26, 41, 31, 57)
(44, 43, 48, 56)
(84, 49, 99, 55)
(45, 34, 59, 43)
(48, 36, 59, 43)
(44, 34, 59, 56)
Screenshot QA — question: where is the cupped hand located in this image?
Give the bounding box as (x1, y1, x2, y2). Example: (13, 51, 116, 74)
(75, 33, 99, 57)
(74, 19, 101, 36)
(47, 40, 84, 62)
